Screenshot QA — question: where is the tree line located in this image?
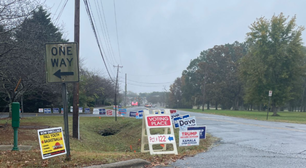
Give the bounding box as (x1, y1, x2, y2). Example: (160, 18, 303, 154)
(0, 2, 116, 112)
(167, 13, 306, 115)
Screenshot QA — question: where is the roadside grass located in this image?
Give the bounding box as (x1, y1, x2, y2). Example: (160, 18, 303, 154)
(181, 109, 306, 124)
(0, 116, 216, 167)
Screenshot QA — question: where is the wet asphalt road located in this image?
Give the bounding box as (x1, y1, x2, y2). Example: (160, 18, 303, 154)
(165, 110, 306, 168)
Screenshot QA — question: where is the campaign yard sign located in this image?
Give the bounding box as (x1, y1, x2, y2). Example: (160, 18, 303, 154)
(39, 108, 44, 113)
(106, 110, 113, 116)
(78, 107, 83, 113)
(53, 108, 59, 113)
(93, 108, 99, 114)
(37, 127, 66, 159)
(129, 111, 137, 117)
(44, 108, 51, 114)
(170, 110, 179, 120)
(178, 116, 197, 131)
(173, 114, 190, 128)
(84, 108, 90, 113)
(99, 109, 106, 115)
(187, 126, 206, 139)
(136, 110, 143, 119)
(179, 130, 200, 146)
(119, 108, 127, 116)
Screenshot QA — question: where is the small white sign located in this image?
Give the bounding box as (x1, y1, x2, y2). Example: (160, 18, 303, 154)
(269, 90, 272, 97)
(148, 134, 175, 144)
(38, 108, 44, 113)
(93, 108, 99, 114)
(179, 130, 200, 146)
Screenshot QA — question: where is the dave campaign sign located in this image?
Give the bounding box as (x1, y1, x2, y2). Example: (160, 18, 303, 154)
(178, 116, 197, 130)
(173, 114, 190, 128)
(146, 115, 172, 127)
(179, 130, 200, 146)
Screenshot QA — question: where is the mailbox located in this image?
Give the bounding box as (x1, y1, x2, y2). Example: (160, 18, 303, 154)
(12, 102, 20, 128)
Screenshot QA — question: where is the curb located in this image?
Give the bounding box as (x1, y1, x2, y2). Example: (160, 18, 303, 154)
(83, 159, 151, 168)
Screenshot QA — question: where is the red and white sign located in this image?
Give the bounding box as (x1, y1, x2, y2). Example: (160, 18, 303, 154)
(269, 90, 272, 97)
(107, 110, 113, 116)
(148, 135, 175, 144)
(179, 130, 200, 146)
(146, 115, 171, 127)
(170, 110, 176, 114)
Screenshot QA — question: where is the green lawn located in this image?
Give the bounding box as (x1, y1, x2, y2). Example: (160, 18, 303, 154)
(181, 109, 306, 124)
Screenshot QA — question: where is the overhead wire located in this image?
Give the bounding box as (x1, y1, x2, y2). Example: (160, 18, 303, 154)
(97, 0, 120, 66)
(55, 0, 68, 22)
(94, 0, 117, 69)
(113, 0, 122, 65)
(127, 79, 172, 85)
(83, 0, 114, 82)
(91, 0, 116, 76)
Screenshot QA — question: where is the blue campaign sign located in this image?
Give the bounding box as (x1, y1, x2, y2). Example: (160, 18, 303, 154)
(119, 108, 127, 115)
(173, 114, 190, 128)
(53, 108, 59, 113)
(44, 108, 51, 114)
(84, 108, 90, 113)
(187, 126, 206, 139)
(129, 111, 137, 117)
(99, 109, 106, 115)
(136, 110, 143, 119)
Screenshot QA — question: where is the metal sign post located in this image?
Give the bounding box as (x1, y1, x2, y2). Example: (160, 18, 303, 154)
(45, 43, 79, 161)
(266, 90, 272, 120)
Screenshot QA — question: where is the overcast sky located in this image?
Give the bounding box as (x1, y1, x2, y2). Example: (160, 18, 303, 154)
(44, 0, 306, 94)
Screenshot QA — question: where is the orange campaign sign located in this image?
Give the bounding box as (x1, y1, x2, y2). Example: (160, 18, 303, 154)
(37, 127, 66, 159)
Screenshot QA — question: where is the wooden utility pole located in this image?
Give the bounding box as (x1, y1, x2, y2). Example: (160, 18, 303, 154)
(114, 65, 123, 121)
(202, 76, 206, 111)
(73, 0, 80, 139)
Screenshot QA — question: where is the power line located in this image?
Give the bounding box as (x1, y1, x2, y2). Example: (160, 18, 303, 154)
(127, 79, 172, 85)
(94, 0, 118, 68)
(55, 0, 68, 21)
(113, 0, 122, 65)
(83, 0, 114, 82)
(128, 82, 169, 88)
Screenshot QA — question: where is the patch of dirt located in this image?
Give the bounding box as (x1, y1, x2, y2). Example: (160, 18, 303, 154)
(0, 123, 50, 146)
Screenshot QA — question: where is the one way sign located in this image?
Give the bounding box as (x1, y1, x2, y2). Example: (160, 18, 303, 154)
(45, 43, 79, 83)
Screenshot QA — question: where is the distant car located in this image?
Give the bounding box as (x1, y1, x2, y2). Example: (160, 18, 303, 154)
(145, 104, 152, 108)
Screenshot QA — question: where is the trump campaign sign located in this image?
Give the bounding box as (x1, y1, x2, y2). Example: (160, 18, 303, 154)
(179, 130, 200, 146)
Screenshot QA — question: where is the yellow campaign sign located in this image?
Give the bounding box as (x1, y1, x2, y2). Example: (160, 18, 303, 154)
(37, 127, 66, 159)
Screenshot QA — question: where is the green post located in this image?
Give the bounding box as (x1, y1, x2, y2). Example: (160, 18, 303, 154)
(11, 102, 20, 151)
